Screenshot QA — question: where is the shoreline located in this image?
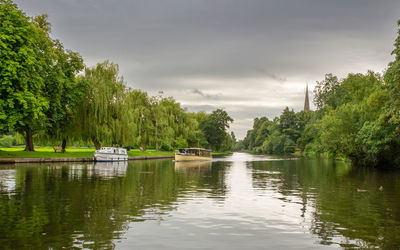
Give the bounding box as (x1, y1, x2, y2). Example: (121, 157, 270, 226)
(0, 155, 174, 164)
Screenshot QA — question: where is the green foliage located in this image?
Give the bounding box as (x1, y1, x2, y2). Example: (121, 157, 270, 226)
(0, 0, 235, 153)
(313, 74, 341, 110)
(74, 61, 132, 148)
(219, 132, 234, 152)
(242, 66, 400, 166)
(0, 2, 84, 151)
(233, 140, 245, 151)
(199, 109, 233, 151)
(0, 135, 16, 147)
(0, 1, 49, 144)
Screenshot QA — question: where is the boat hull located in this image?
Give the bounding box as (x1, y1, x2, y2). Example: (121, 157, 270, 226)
(174, 154, 212, 162)
(94, 153, 128, 162)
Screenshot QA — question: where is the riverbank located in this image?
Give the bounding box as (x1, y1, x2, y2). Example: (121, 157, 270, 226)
(0, 155, 175, 164)
(0, 147, 174, 158)
(0, 147, 232, 164)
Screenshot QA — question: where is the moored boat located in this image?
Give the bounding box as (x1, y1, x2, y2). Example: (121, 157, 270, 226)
(174, 148, 212, 162)
(94, 147, 128, 162)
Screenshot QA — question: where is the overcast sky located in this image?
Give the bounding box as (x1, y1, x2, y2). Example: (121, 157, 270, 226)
(15, 0, 400, 138)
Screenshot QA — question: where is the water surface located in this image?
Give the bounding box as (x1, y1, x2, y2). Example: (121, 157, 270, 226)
(1, 152, 399, 249)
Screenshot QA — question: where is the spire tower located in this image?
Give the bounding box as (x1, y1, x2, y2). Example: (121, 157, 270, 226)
(304, 83, 310, 112)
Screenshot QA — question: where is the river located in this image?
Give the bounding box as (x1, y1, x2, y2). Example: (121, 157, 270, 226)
(0, 152, 399, 249)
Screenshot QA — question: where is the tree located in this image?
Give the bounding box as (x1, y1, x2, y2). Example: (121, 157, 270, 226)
(30, 15, 85, 152)
(230, 131, 237, 145)
(74, 61, 132, 149)
(125, 89, 150, 149)
(200, 109, 233, 151)
(279, 107, 299, 142)
(313, 73, 341, 110)
(0, 2, 84, 151)
(385, 20, 400, 137)
(0, 2, 53, 151)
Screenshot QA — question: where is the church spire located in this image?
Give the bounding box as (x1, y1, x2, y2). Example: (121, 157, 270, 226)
(304, 83, 310, 112)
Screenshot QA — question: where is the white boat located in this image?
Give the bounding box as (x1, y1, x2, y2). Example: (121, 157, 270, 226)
(175, 148, 212, 162)
(94, 147, 128, 162)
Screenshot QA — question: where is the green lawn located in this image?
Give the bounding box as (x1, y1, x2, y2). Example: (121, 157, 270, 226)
(212, 151, 232, 156)
(0, 146, 174, 158)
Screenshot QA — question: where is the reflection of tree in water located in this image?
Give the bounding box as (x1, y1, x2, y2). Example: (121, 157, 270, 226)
(174, 161, 229, 201)
(0, 159, 228, 249)
(249, 158, 400, 249)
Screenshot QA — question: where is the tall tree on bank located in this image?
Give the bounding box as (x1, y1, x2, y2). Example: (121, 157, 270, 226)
(75, 61, 132, 149)
(385, 20, 400, 136)
(0, 2, 51, 151)
(0, 2, 84, 151)
(31, 15, 85, 152)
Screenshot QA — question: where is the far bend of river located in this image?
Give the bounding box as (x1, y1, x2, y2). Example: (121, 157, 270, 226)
(1, 153, 400, 249)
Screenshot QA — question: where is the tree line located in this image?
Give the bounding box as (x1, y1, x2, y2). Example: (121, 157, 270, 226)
(237, 20, 400, 167)
(0, 0, 234, 152)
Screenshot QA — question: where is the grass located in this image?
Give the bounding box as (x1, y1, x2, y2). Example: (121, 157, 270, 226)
(212, 151, 232, 156)
(0, 146, 174, 158)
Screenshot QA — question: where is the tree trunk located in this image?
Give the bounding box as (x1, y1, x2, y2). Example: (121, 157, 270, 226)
(24, 130, 34, 151)
(93, 140, 101, 150)
(61, 138, 67, 153)
(141, 138, 146, 151)
(155, 121, 158, 151)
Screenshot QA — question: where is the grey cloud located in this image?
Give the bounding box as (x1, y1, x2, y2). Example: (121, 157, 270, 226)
(190, 88, 221, 100)
(14, 0, 400, 138)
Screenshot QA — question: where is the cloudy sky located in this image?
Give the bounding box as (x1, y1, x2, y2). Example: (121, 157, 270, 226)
(15, 0, 400, 138)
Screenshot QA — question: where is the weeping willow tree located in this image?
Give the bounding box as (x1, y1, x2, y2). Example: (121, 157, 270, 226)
(125, 89, 151, 150)
(124, 90, 206, 151)
(153, 96, 205, 150)
(68, 61, 229, 151)
(74, 61, 133, 149)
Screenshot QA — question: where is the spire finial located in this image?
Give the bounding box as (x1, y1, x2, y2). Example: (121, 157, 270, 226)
(304, 83, 310, 112)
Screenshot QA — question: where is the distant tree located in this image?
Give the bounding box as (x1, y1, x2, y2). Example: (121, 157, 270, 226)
(279, 107, 299, 142)
(313, 73, 341, 110)
(220, 132, 234, 151)
(200, 109, 233, 151)
(230, 131, 237, 145)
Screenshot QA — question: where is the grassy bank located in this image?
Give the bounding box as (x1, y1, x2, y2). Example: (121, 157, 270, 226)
(0, 146, 174, 158)
(212, 151, 232, 156)
(0, 146, 233, 159)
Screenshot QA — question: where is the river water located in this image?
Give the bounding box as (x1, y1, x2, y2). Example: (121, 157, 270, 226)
(0, 152, 399, 249)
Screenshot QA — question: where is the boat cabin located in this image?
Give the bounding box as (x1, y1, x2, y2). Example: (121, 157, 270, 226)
(177, 148, 211, 157)
(97, 147, 127, 155)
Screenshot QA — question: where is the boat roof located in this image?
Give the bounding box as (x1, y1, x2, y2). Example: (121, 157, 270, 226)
(179, 148, 212, 152)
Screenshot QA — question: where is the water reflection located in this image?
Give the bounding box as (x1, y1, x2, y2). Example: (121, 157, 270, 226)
(249, 157, 400, 248)
(174, 160, 212, 170)
(94, 161, 128, 178)
(0, 153, 400, 249)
